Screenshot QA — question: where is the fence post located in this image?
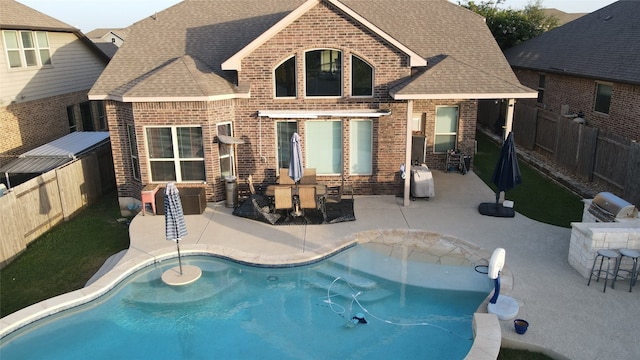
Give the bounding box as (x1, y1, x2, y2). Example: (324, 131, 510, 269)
(623, 141, 640, 205)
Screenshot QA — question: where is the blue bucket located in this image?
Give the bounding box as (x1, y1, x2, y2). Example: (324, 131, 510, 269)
(514, 319, 529, 334)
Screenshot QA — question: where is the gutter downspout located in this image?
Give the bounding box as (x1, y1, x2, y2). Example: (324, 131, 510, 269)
(404, 100, 413, 207)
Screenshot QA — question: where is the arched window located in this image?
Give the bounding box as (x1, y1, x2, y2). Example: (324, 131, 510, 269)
(351, 55, 373, 97)
(274, 56, 296, 98)
(305, 49, 342, 97)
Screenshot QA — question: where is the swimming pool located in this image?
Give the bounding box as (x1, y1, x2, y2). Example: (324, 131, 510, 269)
(1, 243, 492, 359)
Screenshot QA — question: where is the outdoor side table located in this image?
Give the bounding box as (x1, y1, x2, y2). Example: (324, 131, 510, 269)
(141, 184, 159, 215)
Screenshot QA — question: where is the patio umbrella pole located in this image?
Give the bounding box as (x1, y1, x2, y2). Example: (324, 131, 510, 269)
(176, 238, 183, 275)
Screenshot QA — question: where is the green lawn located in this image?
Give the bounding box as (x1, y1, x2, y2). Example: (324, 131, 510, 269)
(473, 131, 584, 228)
(0, 191, 130, 317)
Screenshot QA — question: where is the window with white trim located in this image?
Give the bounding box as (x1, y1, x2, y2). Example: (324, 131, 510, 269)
(594, 82, 612, 114)
(217, 123, 235, 179)
(2, 30, 51, 68)
(305, 120, 342, 174)
(127, 124, 140, 181)
(276, 121, 298, 169)
(434, 106, 459, 153)
(146, 126, 205, 182)
(275, 56, 296, 98)
(349, 120, 372, 175)
(305, 49, 342, 97)
(351, 55, 373, 97)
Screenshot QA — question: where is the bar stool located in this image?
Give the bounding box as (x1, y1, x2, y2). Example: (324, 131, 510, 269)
(587, 249, 619, 292)
(612, 248, 640, 292)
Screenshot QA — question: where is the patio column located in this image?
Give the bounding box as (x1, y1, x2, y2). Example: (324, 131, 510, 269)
(404, 100, 413, 207)
(504, 98, 515, 140)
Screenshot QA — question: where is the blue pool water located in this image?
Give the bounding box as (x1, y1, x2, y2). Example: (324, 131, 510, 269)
(1, 244, 492, 360)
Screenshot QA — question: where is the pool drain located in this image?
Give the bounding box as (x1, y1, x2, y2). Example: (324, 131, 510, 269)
(266, 275, 278, 281)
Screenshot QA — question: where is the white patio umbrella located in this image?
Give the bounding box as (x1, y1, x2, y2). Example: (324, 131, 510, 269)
(288, 132, 304, 183)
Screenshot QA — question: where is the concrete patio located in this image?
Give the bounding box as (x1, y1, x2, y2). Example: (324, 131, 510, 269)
(3, 170, 638, 359)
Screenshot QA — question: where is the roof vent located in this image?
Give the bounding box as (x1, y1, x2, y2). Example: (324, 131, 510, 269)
(603, 15, 612, 21)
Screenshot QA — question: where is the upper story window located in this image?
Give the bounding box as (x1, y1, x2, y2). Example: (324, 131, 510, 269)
(536, 74, 545, 103)
(594, 82, 612, 114)
(351, 55, 373, 97)
(2, 30, 51, 68)
(305, 49, 342, 97)
(275, 56, 296, 98)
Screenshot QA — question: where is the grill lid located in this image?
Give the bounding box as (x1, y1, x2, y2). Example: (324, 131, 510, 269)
(590, 192, 636, 219)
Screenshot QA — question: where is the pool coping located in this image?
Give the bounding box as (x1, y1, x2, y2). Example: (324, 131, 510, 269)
(1, 229, 507, 360)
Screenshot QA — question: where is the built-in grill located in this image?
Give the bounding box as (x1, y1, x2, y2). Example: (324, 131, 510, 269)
(587, 192, 637, 222)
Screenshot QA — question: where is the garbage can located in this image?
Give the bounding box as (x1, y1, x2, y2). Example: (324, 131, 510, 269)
(225, 176, 238, 208)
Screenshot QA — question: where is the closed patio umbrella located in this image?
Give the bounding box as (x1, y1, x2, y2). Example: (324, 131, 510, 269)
(491, 132, 522, 203)
(288, 132, 304, 183)
(479, 132, 521, 217)
(165, 182, 187, 274)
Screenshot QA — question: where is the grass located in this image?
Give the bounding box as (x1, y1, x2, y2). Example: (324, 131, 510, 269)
(0, 191, 130, 317)
(473, 131, 584, 228)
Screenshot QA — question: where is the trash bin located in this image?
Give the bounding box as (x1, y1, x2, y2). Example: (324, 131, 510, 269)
(225, 176, 238, 208)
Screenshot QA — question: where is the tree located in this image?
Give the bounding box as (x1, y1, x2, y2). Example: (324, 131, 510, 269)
(459, 0, 559, 50)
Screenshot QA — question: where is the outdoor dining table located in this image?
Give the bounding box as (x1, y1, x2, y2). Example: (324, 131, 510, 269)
(264, 184, 327, 197)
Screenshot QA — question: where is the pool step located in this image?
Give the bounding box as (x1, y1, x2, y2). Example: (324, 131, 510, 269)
(126, 272, 241, 305)
(315, 266, 377, 289)
(305, 274, 392, 302)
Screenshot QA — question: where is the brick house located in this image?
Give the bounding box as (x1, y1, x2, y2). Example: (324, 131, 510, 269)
(0, 0, 110, 168)
(504, 0, 640, 142)
(88, 0, 535, 211)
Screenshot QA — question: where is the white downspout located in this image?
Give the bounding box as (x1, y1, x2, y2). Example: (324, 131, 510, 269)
(404, 100, 413, 207)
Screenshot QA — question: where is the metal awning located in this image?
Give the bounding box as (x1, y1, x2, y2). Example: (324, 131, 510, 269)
(257, 109, 391, 118)
(0, 157, 71, 174)
(0, 132, 111, 175)
(216, 135, 245, 144)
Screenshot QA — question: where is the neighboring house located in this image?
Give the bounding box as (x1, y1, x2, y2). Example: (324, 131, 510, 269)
(0, 0, 110, 168)
(541, 8, 586, 26)
(88, 0, 535, 210)
(505, 0, 640, 143)
(85, 28, 129, 59)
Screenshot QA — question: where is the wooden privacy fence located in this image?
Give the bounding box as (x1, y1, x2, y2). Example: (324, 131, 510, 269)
(0, 152, 114, 267)
(510, 103, 640, 205)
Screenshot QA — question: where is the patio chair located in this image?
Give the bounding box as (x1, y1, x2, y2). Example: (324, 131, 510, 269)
(299, 186, 326, 222)
(278, 169, 296, 185)
(274, 186, 293, 217)
(300, 168, 317, 185)
(247, 175, 261, 195)
(326, 174, 353, 203)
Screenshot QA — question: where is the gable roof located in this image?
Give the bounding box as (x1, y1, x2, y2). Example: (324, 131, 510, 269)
(0, 0, 111, 63)
(0, 0, 76, 31)
(504, 0, 640, 86)
(90, 0, 534, 101)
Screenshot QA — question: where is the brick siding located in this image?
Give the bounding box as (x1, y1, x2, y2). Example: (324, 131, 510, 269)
(0, 91, 90, 166)
(111, 2, 479, 203)
(513, 68, 640, 141)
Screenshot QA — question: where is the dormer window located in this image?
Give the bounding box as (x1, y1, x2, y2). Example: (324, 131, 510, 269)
(274, 56, 296, 98)
(305, 49, 342, 97)
(351, 55, 373, 97)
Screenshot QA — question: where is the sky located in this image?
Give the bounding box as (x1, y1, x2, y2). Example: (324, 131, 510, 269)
(16, 0, 619, 33)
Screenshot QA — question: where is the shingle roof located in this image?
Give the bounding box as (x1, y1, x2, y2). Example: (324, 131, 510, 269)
(0, 0, 76, 31)
(90, 0, 534, 100)
(504, 0, 640, 85)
